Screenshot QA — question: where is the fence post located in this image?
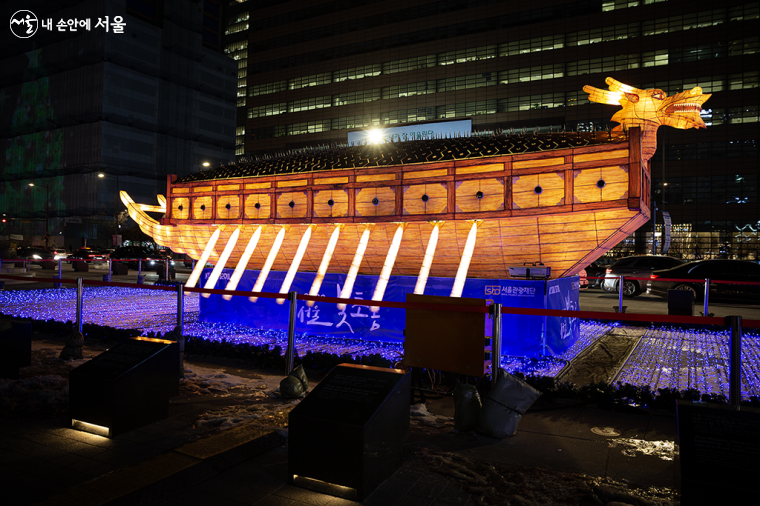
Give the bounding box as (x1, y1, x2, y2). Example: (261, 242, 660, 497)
(286, 291, 298, 374)
(176, 284, 185, 378)
(618, 275, 624, 312)
(137, 259, 143, 284)
(176, 284, 184, 335)
(105, 258, 112, 282)
(55, 259, 62, 288)
(491, 303, 502, 388)
(726, 315, 742, 408)
(164, 258, 169, 281)
(76, 277, 84, 334)
(703, 278, 711, 316)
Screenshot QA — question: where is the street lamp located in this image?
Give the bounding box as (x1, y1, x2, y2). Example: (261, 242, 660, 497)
(28, 183, 50, 249)
(97, 173, 123, 248)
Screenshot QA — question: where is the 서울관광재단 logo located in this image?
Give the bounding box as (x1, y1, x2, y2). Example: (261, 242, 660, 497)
(10, 10, 38, 38)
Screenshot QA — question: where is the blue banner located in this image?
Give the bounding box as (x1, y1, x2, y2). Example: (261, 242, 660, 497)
(199, 269, 579, 358)
(545, 276, 581, 356)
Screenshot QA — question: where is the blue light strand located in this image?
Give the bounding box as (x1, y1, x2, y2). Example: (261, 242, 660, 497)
(1, 288, 758, 399)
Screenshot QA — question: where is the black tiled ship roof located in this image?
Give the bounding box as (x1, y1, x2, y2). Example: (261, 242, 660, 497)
(176, 131, 626, 184)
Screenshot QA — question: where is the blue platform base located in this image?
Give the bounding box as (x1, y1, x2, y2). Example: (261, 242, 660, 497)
(199, 269, 579, 358)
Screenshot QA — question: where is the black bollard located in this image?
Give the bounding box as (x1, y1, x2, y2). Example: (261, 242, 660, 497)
(725, 315, 742, 408)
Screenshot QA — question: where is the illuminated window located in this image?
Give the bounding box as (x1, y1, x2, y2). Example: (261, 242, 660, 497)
(249, 80, 287, 97)
(499, 35, 564, 56)
(383, 55, 436, 74)
(438, 46, 496, 66)
(729, 2, 760, 22)
(642, 50, 669, 67)
(333, 64, 382, 82)
(436, 101, 497, 119)
(729, 72, 759, 90)
(332, 89, 381, 107)
(229, 11, 249, 24)
(728, 37, 759, 56)
(226, 21, 249, 35)
(287, 121, 330, 135)
(602, 0, 641, 12)
(289, 96, 332, 113)
(498, 65, 564, 84)
(382, 81, 436, 99)
(568, 55, 640, 76)
(247, 102, 287, 118)
(498, 94, 565, 112)
(224, 40, 248, 54)
(289, 73, 331, 90)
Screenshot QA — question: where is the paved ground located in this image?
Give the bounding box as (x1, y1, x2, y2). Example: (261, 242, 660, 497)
(0, 334, 680, 506)
(1, 265, 689, 505)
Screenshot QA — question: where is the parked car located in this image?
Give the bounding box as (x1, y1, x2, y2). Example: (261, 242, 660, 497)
(49, 247, 70, 260)
(108, 246, 168, 269)
(181, 255, 213, 269)
(648, 259, 760, 302)
(602, 255, 684, 297)
(16, 246, 56, 268)
(69, 247, 109, 265)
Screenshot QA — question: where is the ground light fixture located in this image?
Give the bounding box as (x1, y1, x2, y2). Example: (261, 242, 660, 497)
(71, 419, 110, 437)
(292, 475, 357, 500)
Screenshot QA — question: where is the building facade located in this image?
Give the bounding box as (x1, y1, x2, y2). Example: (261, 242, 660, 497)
(1, 0, 236, 248)
(224, 0, 759, 260)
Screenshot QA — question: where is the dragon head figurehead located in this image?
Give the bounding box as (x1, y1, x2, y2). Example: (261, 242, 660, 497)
(583, 77, 711, 159)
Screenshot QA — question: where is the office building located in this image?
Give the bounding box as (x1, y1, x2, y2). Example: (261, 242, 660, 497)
(224, 0, 759, 259)
(1, 0, 236, 248)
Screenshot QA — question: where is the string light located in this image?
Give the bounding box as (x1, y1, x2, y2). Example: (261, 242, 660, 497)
(1, 287, 757, 399)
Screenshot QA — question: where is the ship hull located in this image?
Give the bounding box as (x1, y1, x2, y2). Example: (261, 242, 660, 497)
(122, 129, 651, 281)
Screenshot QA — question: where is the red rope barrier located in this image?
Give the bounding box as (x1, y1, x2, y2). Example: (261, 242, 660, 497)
(0, 274, 76, 284)
(2, 273, 760, 327)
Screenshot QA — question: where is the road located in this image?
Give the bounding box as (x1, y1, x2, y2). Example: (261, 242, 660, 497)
(579, 287, 760, 321)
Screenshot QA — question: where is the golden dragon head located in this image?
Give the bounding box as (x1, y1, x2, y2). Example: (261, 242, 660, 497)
(583, 77, 711, 132)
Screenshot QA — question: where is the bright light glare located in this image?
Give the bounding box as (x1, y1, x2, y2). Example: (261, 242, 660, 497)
(98, 173, 105, 178)
(367, 129, 384, 145)
(28, 183, 34, 187)
(202, 162, 210, 167)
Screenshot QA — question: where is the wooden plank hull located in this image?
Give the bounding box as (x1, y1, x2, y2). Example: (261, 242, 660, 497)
(122, 129, 651, 280)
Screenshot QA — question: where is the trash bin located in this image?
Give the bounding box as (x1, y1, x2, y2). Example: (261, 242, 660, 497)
(668, 289, 694, 316)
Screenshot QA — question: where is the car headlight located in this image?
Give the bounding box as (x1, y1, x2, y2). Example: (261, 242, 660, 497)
(171, 260, 175, 266)
(54, 255, 63, 259)
(149, 260, 155, 265)
(32, 254, 41, 259)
